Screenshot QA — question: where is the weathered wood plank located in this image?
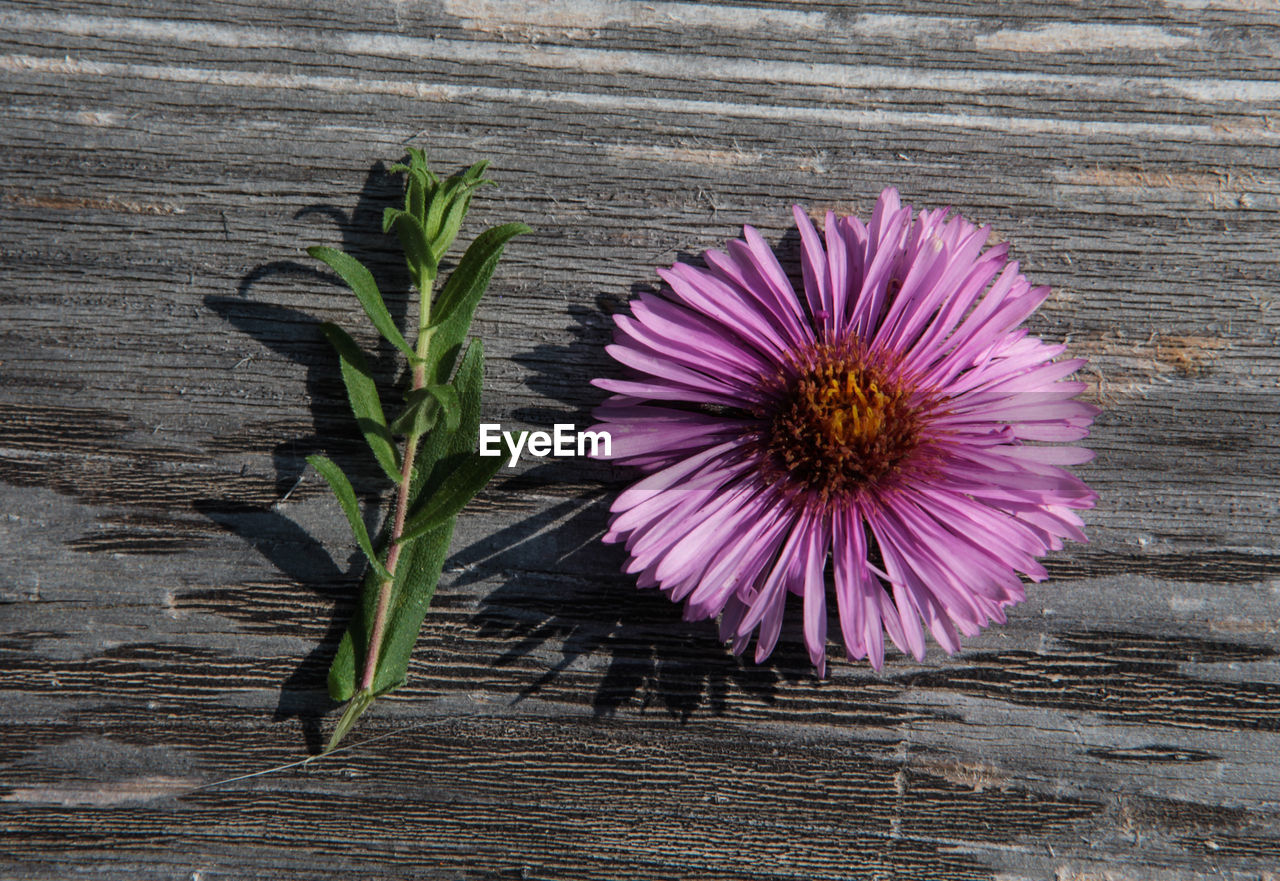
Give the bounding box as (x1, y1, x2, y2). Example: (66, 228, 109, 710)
(2, 1, 1280, 878)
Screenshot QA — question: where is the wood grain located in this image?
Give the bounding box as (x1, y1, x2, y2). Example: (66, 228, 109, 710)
(2, 1, 1279, 878)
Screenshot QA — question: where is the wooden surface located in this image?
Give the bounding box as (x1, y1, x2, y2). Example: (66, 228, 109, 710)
(3, 1, 1280, 878)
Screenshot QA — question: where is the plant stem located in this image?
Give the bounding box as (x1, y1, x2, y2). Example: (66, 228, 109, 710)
(356, 273, 435, 695)
(358, 427, 417, 696)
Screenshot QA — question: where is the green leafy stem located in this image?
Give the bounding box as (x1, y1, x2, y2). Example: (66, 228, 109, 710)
(303, 149, 529, 752)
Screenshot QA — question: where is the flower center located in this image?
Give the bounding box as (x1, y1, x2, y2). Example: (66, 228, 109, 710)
(762, 344, 925, 499)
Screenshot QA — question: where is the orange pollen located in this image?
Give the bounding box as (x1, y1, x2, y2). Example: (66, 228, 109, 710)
(761, 347, 925, 499)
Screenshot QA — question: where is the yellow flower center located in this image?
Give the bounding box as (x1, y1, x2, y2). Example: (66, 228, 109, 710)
(762, 345, 925, 499)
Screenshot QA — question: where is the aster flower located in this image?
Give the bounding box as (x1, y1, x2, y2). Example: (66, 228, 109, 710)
(593, 188, 1097, 675)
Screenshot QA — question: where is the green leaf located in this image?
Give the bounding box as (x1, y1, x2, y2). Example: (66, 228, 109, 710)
(429, 162, 494, 259)
(398, 442, 511, 544)
(424, 384, 460, 433)
(308, 246, 415, 360)
(327, 516, 455, 701)
(389, 147, 435, 180)
(401, 152, 436, 225)
(388, 389, 438, 438)
(406, 169, 425, 221)
(431, 197, 469, 263)
(409, 147, 437, 184)
(411, 339, 484, 500)
(306, 454, 392, 583)
(324, 689, 374, 753)
(383, 208, 437, 288)
(461, 159, 491, 185)
(451, 340, 485, 447)
(388, 384, 456, 437)
(370, 520, 456, 696)
(424, 185, 448, 245)
(318, 323, 401, 483)
(427, 222, 530, 384)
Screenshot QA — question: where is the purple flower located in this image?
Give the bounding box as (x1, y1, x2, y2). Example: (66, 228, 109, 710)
(593, 188, 1097, 675)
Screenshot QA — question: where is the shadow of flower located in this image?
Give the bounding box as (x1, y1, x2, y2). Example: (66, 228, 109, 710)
(451, 281, 817, 719)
